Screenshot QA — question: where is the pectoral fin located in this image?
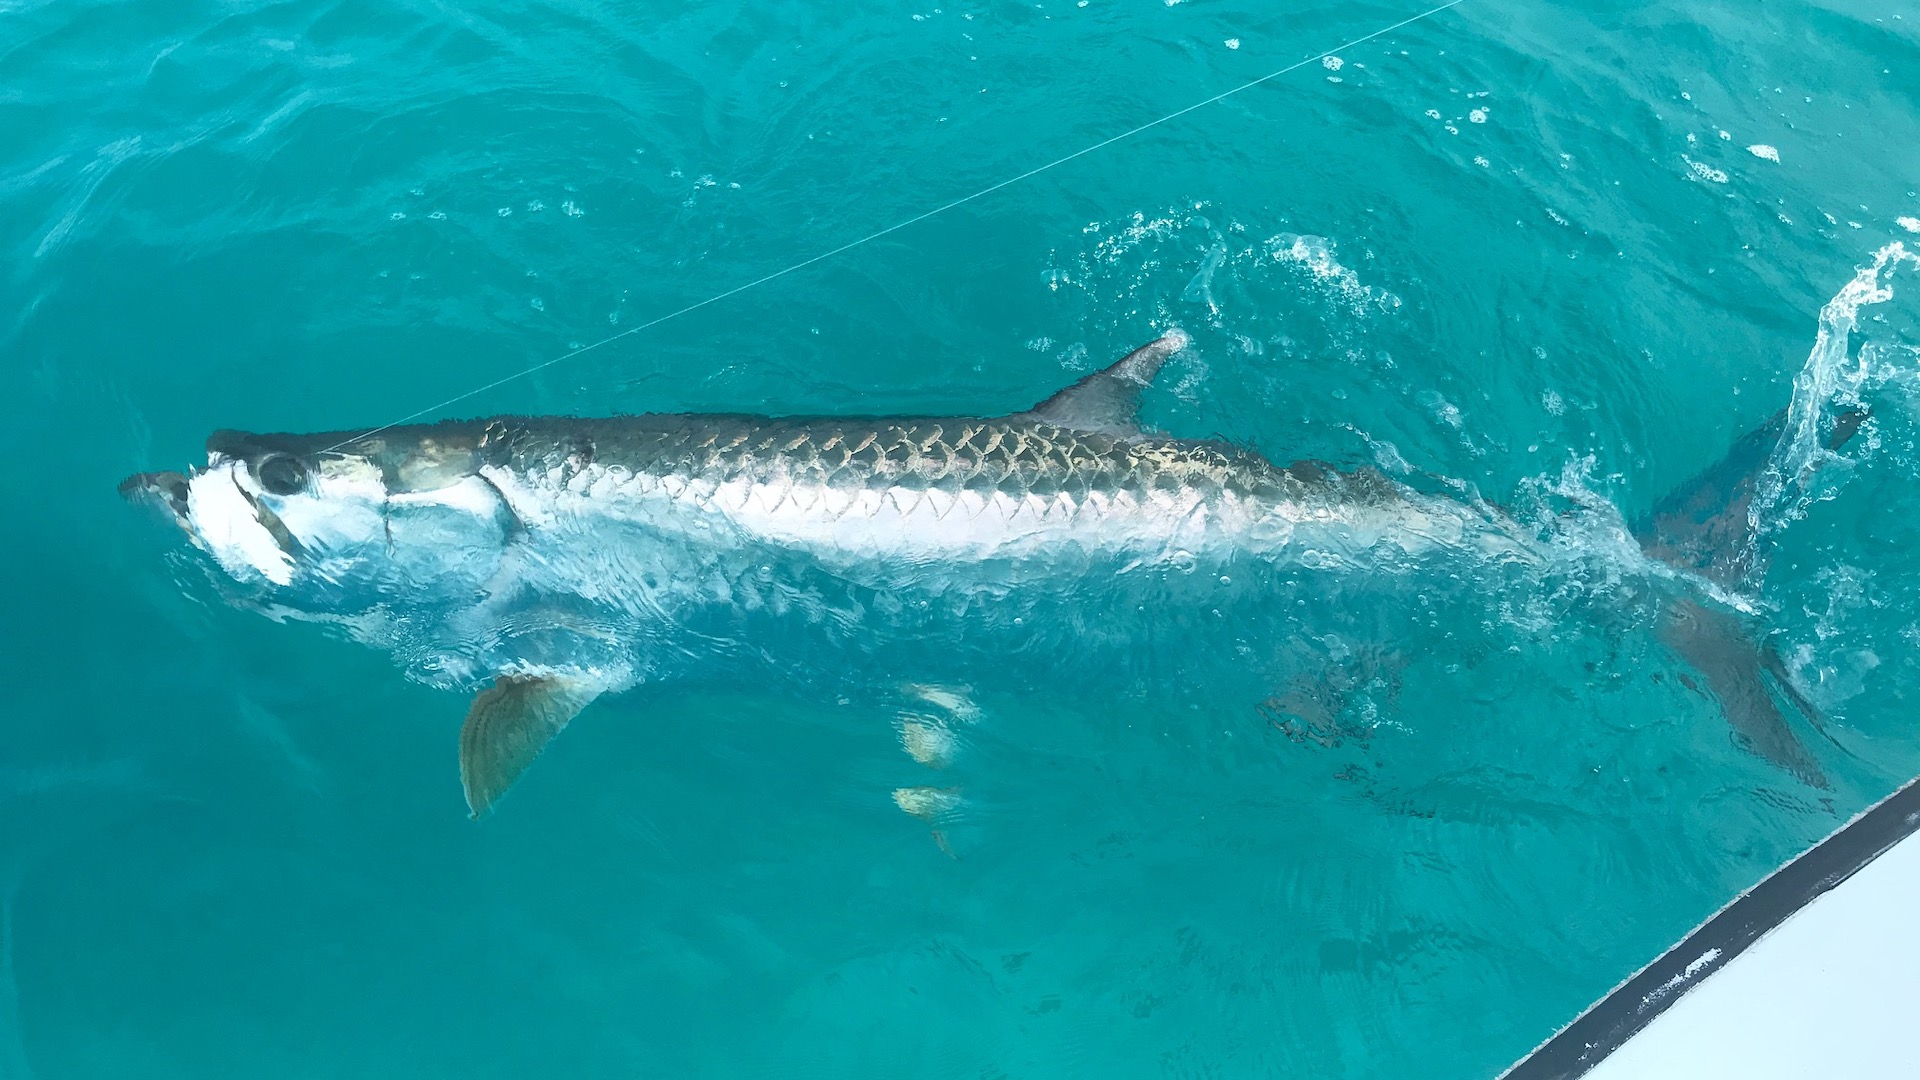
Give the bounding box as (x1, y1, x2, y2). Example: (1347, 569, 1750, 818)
(460, 675, 601, 819)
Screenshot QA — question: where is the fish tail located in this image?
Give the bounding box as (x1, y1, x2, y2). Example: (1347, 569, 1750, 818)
(1636, 404, 1873, 787)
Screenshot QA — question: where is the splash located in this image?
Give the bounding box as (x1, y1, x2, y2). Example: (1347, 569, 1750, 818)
(1752, 242, 1919, 543)
(1504, 451, 1774, 628)
(1050, 204, 1402, 339)
(1266, 232, 1403, 314)
(1180, 237, 1229, 315)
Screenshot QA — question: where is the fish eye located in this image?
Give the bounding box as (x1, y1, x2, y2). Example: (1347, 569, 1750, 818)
(255, 454, 310, 496)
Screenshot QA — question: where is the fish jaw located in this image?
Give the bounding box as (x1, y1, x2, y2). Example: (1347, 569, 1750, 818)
(119, 470, 195, 538)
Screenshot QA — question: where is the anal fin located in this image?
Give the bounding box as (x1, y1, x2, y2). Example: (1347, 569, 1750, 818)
(460, 675, 601, 819)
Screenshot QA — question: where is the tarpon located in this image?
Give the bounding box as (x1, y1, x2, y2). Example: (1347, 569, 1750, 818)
(121, 330, 1839, 815)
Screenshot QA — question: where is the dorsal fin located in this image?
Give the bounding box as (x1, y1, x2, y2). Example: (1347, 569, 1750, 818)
(1015, 329, 1189, 436)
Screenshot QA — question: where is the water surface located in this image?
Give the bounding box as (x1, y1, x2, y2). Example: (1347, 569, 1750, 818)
(4, 0, 1919, 1076)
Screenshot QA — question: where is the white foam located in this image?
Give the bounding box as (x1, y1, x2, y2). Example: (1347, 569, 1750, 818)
(1269, 232, 1403, 312)
(1683, 156, 1728, 184)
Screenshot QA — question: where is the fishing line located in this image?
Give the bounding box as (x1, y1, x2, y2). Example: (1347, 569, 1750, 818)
(326, 0, 1471, 451)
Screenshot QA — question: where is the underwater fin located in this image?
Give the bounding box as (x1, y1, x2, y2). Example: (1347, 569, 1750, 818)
(1633, 411, 1787, 587)
(1635, 405, 1871, 587)
(460, 674, 601, 819)
(892, 786, 964, 859)
(1661, 600, 1828, 789)
(892, 785, 964, 820)
(1016, 328, 1189, 436)
(1258, 643, 1406, 748)
(1758, 644, 1832, 744)
(1825, 406, 1870, 452)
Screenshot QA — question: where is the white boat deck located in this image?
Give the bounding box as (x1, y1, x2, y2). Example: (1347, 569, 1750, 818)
(1500, 775, 1920, 1080)
(1589, 825, 1920, 1079)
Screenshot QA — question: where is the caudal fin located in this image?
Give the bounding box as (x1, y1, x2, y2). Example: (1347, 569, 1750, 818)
(1636, 407, 1869, 788)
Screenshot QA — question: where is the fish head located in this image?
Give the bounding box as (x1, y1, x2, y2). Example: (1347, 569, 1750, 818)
(121, 423, 514, 611)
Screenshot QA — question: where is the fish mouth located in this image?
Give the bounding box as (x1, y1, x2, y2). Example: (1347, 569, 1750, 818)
(119, 465, 302, 566)
(119, 470, 193, 531)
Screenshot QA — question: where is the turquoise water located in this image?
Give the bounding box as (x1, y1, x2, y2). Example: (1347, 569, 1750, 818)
(6, 0, 1920, 1075)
